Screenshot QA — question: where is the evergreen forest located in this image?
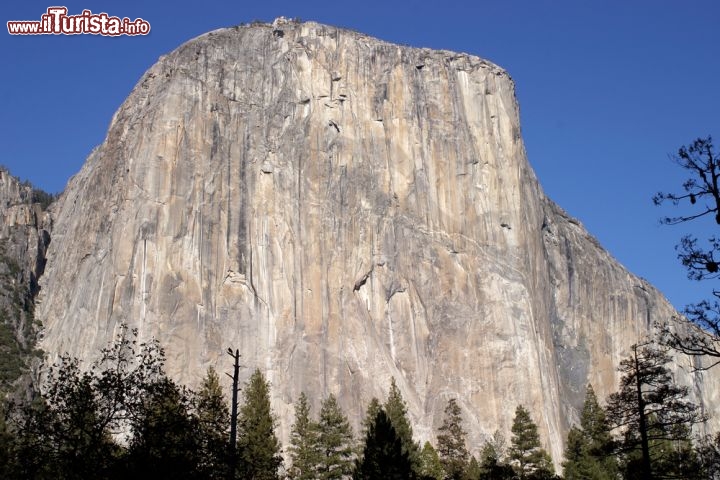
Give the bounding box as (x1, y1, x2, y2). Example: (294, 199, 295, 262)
(1, 327, 718, 480)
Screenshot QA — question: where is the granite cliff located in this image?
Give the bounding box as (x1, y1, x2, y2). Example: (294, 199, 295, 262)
(33, 19, 719, 462)
(0, 169, 51, 395)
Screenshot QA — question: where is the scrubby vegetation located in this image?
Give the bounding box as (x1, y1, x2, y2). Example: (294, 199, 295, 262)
(0, 240, 43, 396)
(0, 167, 58, 210)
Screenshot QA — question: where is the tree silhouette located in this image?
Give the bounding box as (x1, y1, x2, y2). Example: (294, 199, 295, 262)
(605, 342, 705, 479)
(654, 136, 720, 365)
(126, 377, 200, 479)
(384, 378, 421, 473)
(3, 326, 168, 479)
(360, 397, 382, 440)
(353, 409, 414, 480)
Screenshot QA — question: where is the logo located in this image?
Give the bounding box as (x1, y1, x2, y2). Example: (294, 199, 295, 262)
(7, 7, 151, 36)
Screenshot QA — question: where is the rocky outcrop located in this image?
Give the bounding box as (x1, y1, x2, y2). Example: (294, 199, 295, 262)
(0, 169, 52, 394)
(36, 18, 719, 463)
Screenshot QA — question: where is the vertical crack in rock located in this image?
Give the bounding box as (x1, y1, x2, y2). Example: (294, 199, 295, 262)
(238, 128, 249, 275)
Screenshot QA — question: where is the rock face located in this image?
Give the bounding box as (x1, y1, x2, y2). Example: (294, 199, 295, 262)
(0, 170, 51, 299)
(36, 19, 718, 462)
(0, 169, 51, 394)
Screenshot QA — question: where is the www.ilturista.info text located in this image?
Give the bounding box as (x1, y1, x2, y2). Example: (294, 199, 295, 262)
(7, 7, 150, 36)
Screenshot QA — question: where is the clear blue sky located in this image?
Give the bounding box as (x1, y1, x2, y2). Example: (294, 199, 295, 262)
(2, 1, 719, 313)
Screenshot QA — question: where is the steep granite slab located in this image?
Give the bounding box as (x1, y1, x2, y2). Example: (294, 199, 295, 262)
(36, 19, 718, 461)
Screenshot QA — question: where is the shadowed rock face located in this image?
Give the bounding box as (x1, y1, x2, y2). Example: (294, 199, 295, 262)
(0, 170, 51, 395)
(36, 19, 718, 463)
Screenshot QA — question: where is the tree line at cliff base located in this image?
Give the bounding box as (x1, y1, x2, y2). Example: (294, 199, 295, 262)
(1, 326, 719, 480)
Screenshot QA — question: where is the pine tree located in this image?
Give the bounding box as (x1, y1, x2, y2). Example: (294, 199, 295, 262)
(317, 394, 355, 479)
(508, 405, 554, 480)
(463, 456, 481, 480)
(605, 342, 705, 480)
(478, 435, 514, 480)
(358, 397, 382, 463)
(195, 367, 230, 479)
(436, 398, 469, 479)
(361, 397, 382, 439)
(562, 385, 617, 480)
(128, 377, 201, 479)
(384, 378, 421, 473)
(418, 441, 446, 480)
(237, 369, 282, 480)
(563, 428, 593, 479)
(354, 409, 413, 480)
(289, 392, 321, 480)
